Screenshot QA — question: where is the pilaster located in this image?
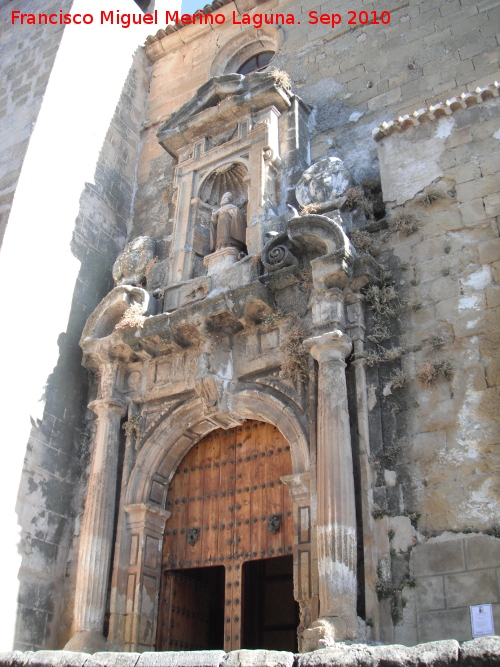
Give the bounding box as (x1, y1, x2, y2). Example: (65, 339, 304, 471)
(122, 503, 171, 652)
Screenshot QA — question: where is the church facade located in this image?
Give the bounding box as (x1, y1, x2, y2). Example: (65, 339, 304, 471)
(2, 0, 499, 654)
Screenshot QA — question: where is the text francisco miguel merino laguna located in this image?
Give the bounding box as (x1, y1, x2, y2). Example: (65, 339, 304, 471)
(11, 8, 391, 28)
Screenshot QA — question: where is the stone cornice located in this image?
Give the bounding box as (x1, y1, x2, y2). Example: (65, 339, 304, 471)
(372, 81, 500, 141)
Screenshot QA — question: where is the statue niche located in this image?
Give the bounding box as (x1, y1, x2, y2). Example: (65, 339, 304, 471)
(199, 162, 249, 275)
(210, 191, 246, 252)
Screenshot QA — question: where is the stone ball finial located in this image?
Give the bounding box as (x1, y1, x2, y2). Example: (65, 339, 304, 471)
(296, 157, 352, 211)
(112, 236, 155, 286)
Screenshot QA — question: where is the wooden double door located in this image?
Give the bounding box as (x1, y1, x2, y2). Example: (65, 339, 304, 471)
(156, 420, 297, 652)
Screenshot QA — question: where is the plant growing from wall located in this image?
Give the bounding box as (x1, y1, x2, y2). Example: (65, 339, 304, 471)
(389, 369, 407, 390)
(349, 229, 380, 256)
(416, 360, 453, 384)
(417, 187, 444, 206)
(426, 333, 446, 350)
(268, 68, 292, 90)
(123, 414, 141, 438)
(115, 302, 146, 330)
(376, 555, 417, 625)
(389, 210, 421, 235)
(299, 202, 321, 216)
(385, 441, 401, 466)
(280, 320, 309, 383)
(343, 179, 385, 220)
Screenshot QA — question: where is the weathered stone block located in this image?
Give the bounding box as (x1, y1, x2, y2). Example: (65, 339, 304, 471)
(457, 175, 500, 203)
(224, 651, 294, 667)
(26, 652, 90, 667)
(297, 640, 460, 665)
(418, 608, 471, 643)
(458, 198, 487, 226)
(444, 568, 499, 608)
(92, 653, 140, 667)
(137, 652, 225, 667)
(0, 653, 33, 667)
(415, 575, 446, 611)
(412, 538, 465, 576)
(485, 193, 500, 218)
(478, 238, 500, 265)
(465, 534, 500, 570)
(460, 636, 500, 665)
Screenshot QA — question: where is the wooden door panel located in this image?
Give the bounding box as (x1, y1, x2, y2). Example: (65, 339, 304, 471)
(160, 420, 294, 651)
(157, 571, 210, 651)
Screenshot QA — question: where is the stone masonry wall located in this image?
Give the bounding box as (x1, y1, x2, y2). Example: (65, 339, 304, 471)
(14, 47, 151, 652)
(409, 533, 500, 644)
(357, 90, 500, 644)
(1, 639, 500, 666)
(134, 0, 500, 257)
(0, 0, 73, 247)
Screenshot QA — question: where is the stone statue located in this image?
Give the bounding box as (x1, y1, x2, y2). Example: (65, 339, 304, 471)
(296, 157, 351, 211)
(112, 236, 155, 286)
(210, 191, 246, 252)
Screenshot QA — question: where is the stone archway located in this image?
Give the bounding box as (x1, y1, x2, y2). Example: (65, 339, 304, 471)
(108, 389, 312, 652)
(156, 420, 297, 653)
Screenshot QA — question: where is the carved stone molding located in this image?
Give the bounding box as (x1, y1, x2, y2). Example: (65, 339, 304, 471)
(281, 472, 311, 506)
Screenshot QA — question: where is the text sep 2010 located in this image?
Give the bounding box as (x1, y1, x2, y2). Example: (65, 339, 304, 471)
(11, 9, 392, 29)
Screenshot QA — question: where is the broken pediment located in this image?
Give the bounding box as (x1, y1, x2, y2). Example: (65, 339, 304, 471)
(157, 71, 295, 158)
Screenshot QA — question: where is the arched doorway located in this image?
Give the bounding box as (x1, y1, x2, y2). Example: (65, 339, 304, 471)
(156, 420, 298, 652)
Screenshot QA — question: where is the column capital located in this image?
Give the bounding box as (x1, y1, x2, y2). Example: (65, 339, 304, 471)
(304, 330, 352, 363)
(281, 472, 311, 505)
(124, 502, 171, 533)
(89, 397, 128, 418)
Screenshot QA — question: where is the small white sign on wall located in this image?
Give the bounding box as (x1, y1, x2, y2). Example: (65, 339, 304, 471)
(470, 604, 495, 638)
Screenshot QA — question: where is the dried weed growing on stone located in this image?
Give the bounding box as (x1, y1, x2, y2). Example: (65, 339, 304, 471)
(280, 321, 309, 383)
(123, 414, 141, 438)
(349, 229, 379, 256)
(389, 210, 421, 235)
(268, 68, 292, 90)
(299, 202, 321, 216)
(418, 187, 444, 206)
(416, 360, 453, 384)
(114, 302, 146, 330)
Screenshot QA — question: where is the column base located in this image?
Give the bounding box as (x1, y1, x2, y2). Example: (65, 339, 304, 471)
(302, 615, 368, 651)
(64, 630, 108, 653)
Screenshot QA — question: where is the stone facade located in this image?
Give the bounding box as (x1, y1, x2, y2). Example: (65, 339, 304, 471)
(1, 0, 499, 655)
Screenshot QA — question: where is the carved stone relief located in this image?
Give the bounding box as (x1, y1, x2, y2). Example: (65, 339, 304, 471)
(112, 236, 155, 286)
(296, 157, 351, 212)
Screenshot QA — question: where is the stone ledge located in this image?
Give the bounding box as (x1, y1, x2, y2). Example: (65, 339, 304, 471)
(1, 639, 499, 667)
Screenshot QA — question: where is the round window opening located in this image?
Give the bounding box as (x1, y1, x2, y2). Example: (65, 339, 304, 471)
(237, 51, 275, 75)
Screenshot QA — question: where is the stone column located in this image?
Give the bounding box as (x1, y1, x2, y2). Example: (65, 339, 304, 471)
(304, 329, 359, 642)
(66, 363, 127, 653)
